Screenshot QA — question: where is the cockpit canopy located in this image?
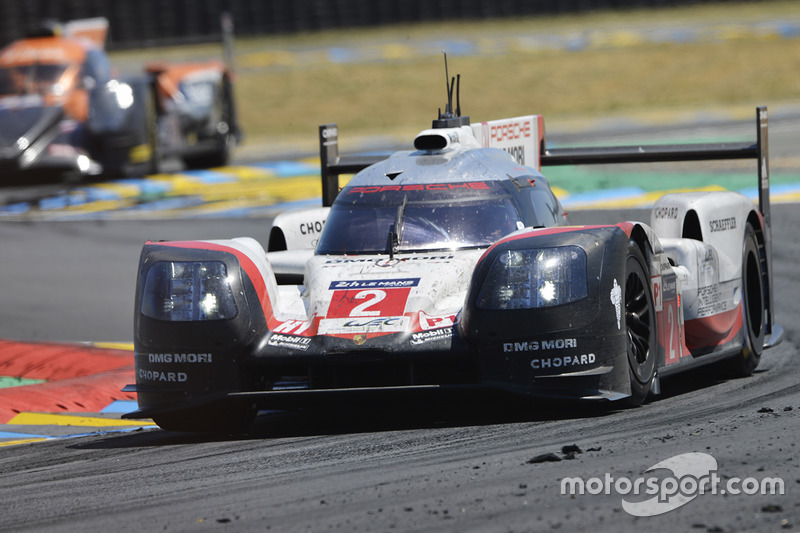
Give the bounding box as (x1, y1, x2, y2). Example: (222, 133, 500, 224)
(0, 64, 70, 96)
(317, 180, 526, 255)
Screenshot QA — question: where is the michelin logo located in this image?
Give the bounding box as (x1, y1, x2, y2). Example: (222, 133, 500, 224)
(611, 278, 622, 330)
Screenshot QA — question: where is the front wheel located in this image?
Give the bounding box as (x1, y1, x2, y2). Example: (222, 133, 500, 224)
(623, 242, 657, 406)
(725, 222, 765, 377)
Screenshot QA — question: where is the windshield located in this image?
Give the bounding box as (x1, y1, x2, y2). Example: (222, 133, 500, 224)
(317, 181, 523, 254)
(0, 64, 69, 96)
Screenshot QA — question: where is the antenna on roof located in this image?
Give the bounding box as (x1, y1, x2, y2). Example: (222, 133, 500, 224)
(456, 74, 461, 117)
(432, 52, 470, 129)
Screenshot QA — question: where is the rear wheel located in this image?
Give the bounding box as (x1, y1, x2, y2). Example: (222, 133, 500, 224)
(725, 222, 765, 377)
(182, 77, 236, 169)
(624, 242, 657, 406)
(143, 80, 161, 176)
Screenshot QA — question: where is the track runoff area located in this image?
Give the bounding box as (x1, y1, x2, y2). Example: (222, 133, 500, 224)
(1, 113, 799, 446)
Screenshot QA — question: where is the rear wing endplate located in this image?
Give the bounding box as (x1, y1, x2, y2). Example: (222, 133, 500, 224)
(63, 18, 109, 49)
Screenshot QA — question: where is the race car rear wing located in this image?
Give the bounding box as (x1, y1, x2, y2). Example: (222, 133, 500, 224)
(319, 106, 774, 338)
(540, 107, 771, 233)
(320, 107, 770, 226)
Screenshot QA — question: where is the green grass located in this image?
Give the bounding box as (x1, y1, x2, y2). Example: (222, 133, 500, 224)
(111, 0, 800, 145)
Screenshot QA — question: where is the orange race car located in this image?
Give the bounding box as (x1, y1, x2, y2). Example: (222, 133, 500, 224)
(0, 18, 240, 181)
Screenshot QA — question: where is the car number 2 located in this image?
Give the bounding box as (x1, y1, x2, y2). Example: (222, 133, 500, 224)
(327, 288, 411, 319)
(350, 290, 385, 316)
(663, 299, 684, 364)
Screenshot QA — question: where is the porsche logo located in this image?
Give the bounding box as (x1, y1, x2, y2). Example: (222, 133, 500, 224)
(353, 334, 367, 345)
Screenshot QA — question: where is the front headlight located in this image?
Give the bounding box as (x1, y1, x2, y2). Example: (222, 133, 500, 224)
(108, 80, 134, 110)
(141, 261, 238, 321)
(477, 246, 588, 309)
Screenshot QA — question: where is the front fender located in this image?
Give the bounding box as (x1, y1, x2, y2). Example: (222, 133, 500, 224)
(461, 225, 633, 399)
(133, 238, 274, 412)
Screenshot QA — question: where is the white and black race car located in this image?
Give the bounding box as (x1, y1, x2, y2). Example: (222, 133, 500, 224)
(124, 87, 783, 433)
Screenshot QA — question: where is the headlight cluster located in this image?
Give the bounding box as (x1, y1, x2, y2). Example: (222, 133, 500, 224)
(477, 246, 588, 309)
(141, 261, 237, 321)
(108, 80, 134, 110)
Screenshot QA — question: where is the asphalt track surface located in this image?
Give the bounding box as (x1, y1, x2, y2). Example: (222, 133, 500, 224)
(0, 200, 796, 531)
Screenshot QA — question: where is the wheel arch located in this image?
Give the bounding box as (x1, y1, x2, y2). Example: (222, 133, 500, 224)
(628, 223, 654, 258)
(745, 209, 772, 336)
(621, 235, 659, 405)
(268, 226, 287, 252)
(625, 222, 666, 390)
(681, 209, 703, 241)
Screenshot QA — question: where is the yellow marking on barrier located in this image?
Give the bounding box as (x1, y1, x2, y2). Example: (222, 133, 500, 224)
(161, 197, 287, 218)
(590, 30, 646, 49)
(249, 176, 322, 200)
(147, 173, 181, 185)
(61, 199, 137, 213)
(197, 177, 318, 202)
(238, 50, 297, 68)
(222, 165, 276, 180)
(627, 185, 727, 207)
(92, 342, 134, 351)
(160, 174, 209, 196)
(657, 185, 727, 194)
(9, 412, 155, 428)
(298, 156, 320, 166)
(715, 24, 755, 42)
(774, 191, 800, 203)
(381, 44, 415, 60)
(0, 438, 49, 447)
(196, 183, 277, 202)
(95, 182, 143, 198)
(131, 173, 356, 217)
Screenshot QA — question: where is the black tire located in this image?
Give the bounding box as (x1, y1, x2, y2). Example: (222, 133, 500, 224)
(182, 77, 236, 169)
(143, 80, 161, 176)
(623, 242, 657, 406)
(153, 403, 256, 434)
(725, 222, 765, 377)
